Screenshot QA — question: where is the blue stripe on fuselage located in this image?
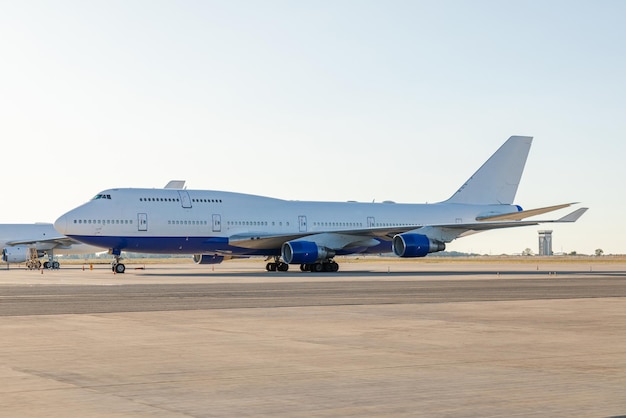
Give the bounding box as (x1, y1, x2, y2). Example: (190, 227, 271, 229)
(66, 235, 392, 257)
(65, 235, 278, 256)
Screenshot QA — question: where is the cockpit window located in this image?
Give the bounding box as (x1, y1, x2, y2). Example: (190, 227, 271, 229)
(92, 194, 112, 200)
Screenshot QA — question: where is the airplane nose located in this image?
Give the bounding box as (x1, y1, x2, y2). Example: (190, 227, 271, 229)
(54, 213, 68, 235)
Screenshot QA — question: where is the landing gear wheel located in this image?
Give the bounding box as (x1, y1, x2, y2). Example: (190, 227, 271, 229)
(325, 261, 339, 272)
(113, 263, 126, 274)
(266, 259, 289, 272)
(300, 261, 339, 272)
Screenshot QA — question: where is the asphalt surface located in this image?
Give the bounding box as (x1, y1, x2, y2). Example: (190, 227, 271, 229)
(1, 260, 626, 417)
(2, 275, 626, 316)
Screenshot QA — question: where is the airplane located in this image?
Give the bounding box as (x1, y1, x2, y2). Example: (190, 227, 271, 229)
(1, 223, 104, 269)
(53, 136, 588, 274)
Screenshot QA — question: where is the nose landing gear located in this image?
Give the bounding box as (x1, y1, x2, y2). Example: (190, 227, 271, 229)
(110, 249, 126, 274)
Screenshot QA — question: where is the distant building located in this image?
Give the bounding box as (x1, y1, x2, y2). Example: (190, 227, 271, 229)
(538, 230, 553, 256)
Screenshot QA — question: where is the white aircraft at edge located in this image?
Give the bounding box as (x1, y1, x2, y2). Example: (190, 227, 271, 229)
(1, 223, 103, 269)
(54, 136, 588, 274)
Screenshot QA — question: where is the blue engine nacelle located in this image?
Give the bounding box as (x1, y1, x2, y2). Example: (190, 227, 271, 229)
(392, 234, 445, 258)
(281, 241, 336, 264)
(193, 254, 225, 264)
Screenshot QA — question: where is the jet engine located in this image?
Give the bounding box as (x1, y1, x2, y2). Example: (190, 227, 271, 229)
(2, 246, 44, 263)
(392, 234, 445, 258)
(193, 254, 225, 264)
(281, 241, 335, 264)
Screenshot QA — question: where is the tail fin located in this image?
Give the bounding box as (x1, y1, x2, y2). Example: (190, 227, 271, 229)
(444, 136, 533, 205)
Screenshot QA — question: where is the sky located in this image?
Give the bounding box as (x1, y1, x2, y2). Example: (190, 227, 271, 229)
(1, 1, 625, 255)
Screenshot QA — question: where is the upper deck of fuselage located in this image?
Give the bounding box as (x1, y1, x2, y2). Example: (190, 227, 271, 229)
(90, 187, 283, 204)
(65, 186, 524, 222)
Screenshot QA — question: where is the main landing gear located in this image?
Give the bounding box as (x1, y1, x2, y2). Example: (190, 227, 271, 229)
(265, 257, 340, 273)
(25, 249, 59, 270)
(43, 252, 60, 269)
(266, 257, 289, 271)
(299, 260, 339, 272)
(43, 260, 60, 269)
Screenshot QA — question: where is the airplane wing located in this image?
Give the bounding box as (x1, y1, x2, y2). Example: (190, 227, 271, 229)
(409, 207, 589, 242)
(228, 233, 315, 250)
(476, 203, 577, 221)
(227, 206, 588, 250)
(6, 236, 83, 250)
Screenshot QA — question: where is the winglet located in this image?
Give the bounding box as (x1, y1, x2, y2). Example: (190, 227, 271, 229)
(557, 207, 588, 222)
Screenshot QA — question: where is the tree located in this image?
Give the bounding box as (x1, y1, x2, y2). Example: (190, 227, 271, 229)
(595, 248, 604, 256)
(522, 248, 533, 256)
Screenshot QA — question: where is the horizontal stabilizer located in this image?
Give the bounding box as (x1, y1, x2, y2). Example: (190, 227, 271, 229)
(557, 207, 589, 222)
(476, 203, 576, 222)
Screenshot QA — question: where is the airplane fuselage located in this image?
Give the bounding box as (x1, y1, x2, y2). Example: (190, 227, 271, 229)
(54, 188, 520, 256)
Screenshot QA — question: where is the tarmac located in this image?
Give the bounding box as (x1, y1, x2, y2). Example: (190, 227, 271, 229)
(1, 258, 626, 417)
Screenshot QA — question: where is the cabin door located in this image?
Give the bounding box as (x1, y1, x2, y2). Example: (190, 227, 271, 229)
(212, 214, 222, 232)
(177, 191, 192, 208)
(138, 213, 148, 231)
(298, 215, 307, 232)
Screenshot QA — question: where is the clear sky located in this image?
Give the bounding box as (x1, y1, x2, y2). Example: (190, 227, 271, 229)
(1, 1, 624, 255)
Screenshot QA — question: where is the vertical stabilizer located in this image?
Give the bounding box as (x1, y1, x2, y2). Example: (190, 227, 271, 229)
(444, 136, 533, 205)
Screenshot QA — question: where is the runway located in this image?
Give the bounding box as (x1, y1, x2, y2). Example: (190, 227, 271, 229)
(2, 276, 626, 316)
(1, 260, 626, 417)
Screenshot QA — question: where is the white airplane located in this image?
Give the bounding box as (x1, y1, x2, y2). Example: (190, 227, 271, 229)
(1, 223, 103, 269)
(54, 136, 588, 274)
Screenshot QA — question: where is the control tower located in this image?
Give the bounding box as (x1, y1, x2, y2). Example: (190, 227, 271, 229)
(538, 230, 553, 256)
